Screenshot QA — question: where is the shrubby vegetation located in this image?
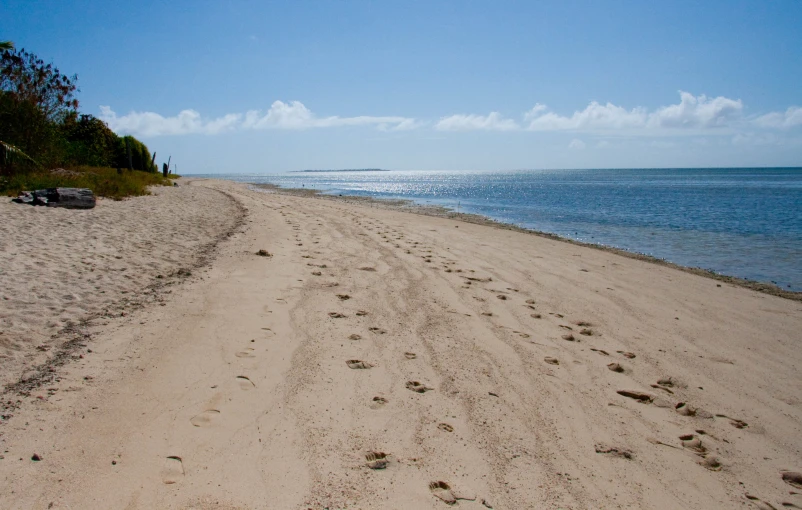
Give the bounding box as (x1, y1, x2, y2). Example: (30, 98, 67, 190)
(1, 45, 165, 197)
(1, 165, 173, 200)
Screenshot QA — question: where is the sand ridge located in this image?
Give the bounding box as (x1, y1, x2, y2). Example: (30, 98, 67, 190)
(0, 184, 244, 389)
(0, 178, 800, 509)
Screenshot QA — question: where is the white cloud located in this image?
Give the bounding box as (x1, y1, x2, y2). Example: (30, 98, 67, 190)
(99, 101, 418, 137)
(524, 91, 745, 133)
(647, 92, 742, 129)
(435, 112, 519, 131)
(99, 94, 802, 141)
(523, 104, 548, 121)
(241, 101, 414, 130)
(753, 106, 802, 129)
(528, 102, 647, 131)
(99, 106, 241, 136)
(568, 139, 586, 150)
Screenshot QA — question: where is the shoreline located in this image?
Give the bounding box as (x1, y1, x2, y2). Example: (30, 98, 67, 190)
(250, 182, 802, 302)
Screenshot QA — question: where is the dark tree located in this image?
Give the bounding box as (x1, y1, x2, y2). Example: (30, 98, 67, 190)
(0, 47, 78, 122)
(62, 113, 120, 167)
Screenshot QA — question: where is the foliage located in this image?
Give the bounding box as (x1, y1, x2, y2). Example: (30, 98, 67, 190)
(0, 41, 13, 51)
(0, 139, 39, 168)
(119, 135, 157, 172)
(0, 47, 78, 121)
(61, 113, 120, 167)
(0, 166, 174, 200)
(0, 91, 69, 171)
(0, 46, 164, 197)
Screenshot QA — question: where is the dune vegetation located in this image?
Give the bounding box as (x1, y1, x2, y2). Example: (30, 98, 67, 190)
(1, 43, 174, 199)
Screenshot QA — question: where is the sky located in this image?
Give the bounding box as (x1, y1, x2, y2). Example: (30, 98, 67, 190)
(2, 0, 801, 173)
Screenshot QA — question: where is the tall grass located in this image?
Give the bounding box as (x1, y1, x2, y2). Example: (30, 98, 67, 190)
(0, 166, 175, 200)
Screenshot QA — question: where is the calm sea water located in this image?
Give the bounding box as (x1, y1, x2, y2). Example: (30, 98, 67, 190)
(201, 168, 802, 291)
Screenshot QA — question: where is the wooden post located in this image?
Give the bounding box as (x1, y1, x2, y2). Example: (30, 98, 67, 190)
(150, 151, 157, 172)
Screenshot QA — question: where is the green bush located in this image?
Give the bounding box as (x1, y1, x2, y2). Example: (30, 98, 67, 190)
(0, 91, 67, 171)
(117, 135, 156, 172)
(62, 114, 119, 167)
(1, 47, 161, 179)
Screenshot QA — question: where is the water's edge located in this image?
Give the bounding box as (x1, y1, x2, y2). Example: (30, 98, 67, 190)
(249, 182, 802, 302)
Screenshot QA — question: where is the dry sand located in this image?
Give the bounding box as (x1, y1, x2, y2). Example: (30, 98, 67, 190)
(1, 178, 800, 509)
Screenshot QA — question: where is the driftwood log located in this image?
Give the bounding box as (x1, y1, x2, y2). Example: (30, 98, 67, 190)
(12, 188, 96, 209)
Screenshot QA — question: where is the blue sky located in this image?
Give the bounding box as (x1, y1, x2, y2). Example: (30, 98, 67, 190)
(2, 0, 801, 172)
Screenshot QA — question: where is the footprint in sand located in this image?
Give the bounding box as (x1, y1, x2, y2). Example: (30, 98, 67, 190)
(365, 451, 388, 469)
(190, 410, 221, 428)
(679, 433, 710, 454)
(674, 402, 713, 418)
(346, 360, 373, 369)
(782, 471, 802, 489)
(745, 493, 782, 510)
(595, 444, 634, 460)
(235, 348, 256, 358)
(336, 294, 351, 300)
(311, 271, 322, 276)
(329, 312, 347, 318)
(438, 423, 454, 432)
(559, 325, 573, 331)
(617, 351, 636, 359)
(236, 375, 256, 390)
(715, 414, 749, 429)
(356, 310, 369, 316)
(530, 313, 542, 319)
(429, 481, 458, 504)
(369, 327, 386, 334)
(651, 384, 674, 394)
(370, 396, 388, 409)
(697, 455, 722, 471)
(406, 381, 433, 393)
(349, 334, 362, 340)
(607, 362, 625, 372)
(404, 352, 417, 359)
(358, 266, 376, 272)
(656, 376, 685, 388)
(591, 348, 610, 356)
(161, 456, 185, 484)
(579, 328, 594, 336)
(616, 390, 672, 407)
(544, 357, 560, 365)
(561, 333, 576, 341)
(496, 295, 507, 300)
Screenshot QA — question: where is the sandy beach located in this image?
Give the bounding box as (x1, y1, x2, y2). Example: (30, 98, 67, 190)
(1, 178, 801, 509)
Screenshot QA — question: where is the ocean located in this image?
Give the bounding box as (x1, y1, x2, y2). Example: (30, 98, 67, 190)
(202, 168, 802, 291)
